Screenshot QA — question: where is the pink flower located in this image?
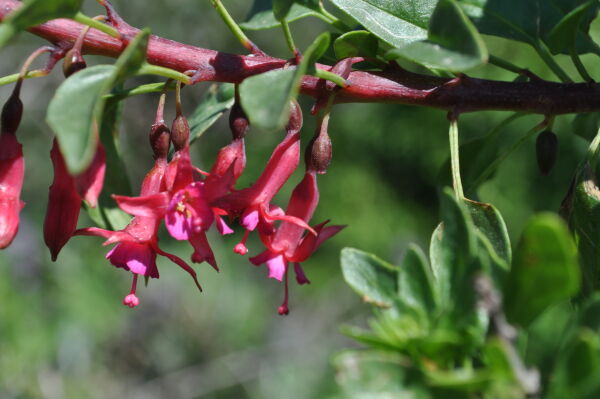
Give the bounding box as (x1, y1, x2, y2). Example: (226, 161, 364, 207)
(250, 171, 344, 314)
(0, 90, 24, 249)
(214, 102, 314, 254)
(77, 133, 201, 307)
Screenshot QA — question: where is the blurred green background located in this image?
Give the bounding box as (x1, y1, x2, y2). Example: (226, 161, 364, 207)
(0, 1, 598, 398)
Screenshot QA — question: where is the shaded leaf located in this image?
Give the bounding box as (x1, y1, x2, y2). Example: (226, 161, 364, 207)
(188, 83, 235, 145)
(334, 30, 379, 59)
(387, 0, 488, 71)
(241, 0, 322, 30)
(0, 0, 83, 47)
(341, 247, 398, 308)
(398, 243, 438, 314)
(463, 199, 511, 265)
(504, 213, 580, 327)
(548, 0, 598, 54)
(239, 33, 324, 131)
(573, 112, 600, 142)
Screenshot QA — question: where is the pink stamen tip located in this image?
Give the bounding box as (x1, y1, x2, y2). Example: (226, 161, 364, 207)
(278, 305, 289, 315)
(123, 293, 140, 308)
(234, 242, 248, 255)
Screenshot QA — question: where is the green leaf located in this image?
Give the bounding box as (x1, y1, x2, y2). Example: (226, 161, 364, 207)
(305, 32, 331, 75)
(565, 163, 600, 296)
(47, 65, 115, 175)
(573, 113, 600, 142)
(548, 0, 598, 54)
(188, 83, 235, 145)
(341, 248, 398, 308)
(333, 351, 413, 397)
(0, 0, 83, 48)
(47, 30, 150, 174)
(463, 199, 511, 265)
(330, 0, 437, 48)
(334, 30, 379, 59)
(273, 0, 294, 21)
(91, 98, 131, 231)
(386, 0, 488, 71)
(398, 244, 438, 315)
(548, 329, 600, 399)
(429, 188, 476, 305)
(241, 0, 322, 30)
(239, 33, 323, 131)
(504, 213, 580, 327)
(458, 0, 600, 55)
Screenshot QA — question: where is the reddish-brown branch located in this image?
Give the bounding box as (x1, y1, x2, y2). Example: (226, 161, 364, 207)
(1, 0, 600, 115)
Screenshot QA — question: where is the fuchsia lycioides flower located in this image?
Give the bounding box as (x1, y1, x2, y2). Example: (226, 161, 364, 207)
(250, 109, 344, 314)
(214, 101, 315, 255)
(0, 84, 24, 249)
(76, 115, 201, 308)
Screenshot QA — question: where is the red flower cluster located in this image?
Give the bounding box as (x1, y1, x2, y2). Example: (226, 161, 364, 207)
(0, 81, 344, 314)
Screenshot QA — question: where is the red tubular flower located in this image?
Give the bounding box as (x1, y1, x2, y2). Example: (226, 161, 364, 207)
(214, 102, 314, 254)
(76, 123, 201, 307)
(43, 140, 81, 261)
(0, 88, 24, 249)
(43, 139, 106, 261)
(250, 171, 345, 314)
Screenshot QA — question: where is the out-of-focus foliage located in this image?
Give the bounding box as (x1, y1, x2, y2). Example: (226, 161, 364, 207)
(1, 0, 600, 398)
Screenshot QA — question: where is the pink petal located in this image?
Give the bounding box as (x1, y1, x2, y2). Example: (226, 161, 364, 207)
(74, 226, 113, 239)
(215, 214, 234, 235)
(165, 209, 192, 240)
(266, 254, 287, 281)
(240, 208, 260, 231)
(106, 242, 159, 278)
(113, 192, 169, 218)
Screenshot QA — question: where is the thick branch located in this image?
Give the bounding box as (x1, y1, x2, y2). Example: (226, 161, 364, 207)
(1, 0, 600, 114)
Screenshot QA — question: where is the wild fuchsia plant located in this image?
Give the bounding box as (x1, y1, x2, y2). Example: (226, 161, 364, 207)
(2, 0, 600, 397)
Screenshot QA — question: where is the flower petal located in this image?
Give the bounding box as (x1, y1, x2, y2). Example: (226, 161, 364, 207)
(113, 192, 169, 218)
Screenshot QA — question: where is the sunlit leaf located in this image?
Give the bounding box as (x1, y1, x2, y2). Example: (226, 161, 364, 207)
(341, 247, 398, 308)
(334, 30, 379, 59)
(330, 0, 436, 48)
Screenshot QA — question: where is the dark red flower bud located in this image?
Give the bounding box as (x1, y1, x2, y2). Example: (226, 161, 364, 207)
(536, 130, 558, 176)
(229, 102, 249, 140)
(287, 101, 303, 135)
(305, 114, 332, 174)
(1, 91, 23, 134)
(44, 140, 81, 261)
(149, 123, 171, 159)
(171, 114, 190, 151)
(62, 48, 87, 77)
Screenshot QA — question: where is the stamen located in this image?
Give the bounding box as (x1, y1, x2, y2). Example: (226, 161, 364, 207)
(233, 230, 250, 255)
(122, 274, 140, 308)
(278, 267, 290, 315)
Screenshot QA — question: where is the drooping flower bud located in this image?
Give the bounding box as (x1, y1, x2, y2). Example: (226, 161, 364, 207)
(1, 88, 23, 134)
(229, 101, 249, 140)
(287, 100, 303, 135)
(75, 142, 106, 208)
(149, 123, 171, 160)
(44, 140, 81, 261)
(62, 48, 87, 77)
(0, 87, 25, 249)
(305, 113, 332, 174)
(536, 130, 558, 176)
(171, 115, 190, 151)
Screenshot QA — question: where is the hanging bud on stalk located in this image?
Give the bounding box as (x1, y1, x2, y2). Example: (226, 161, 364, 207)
(0, 84, 25, 249)
(62, 48, 86, 77)
(536, 130, 558, 176)
(305, 112, 332, 174)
